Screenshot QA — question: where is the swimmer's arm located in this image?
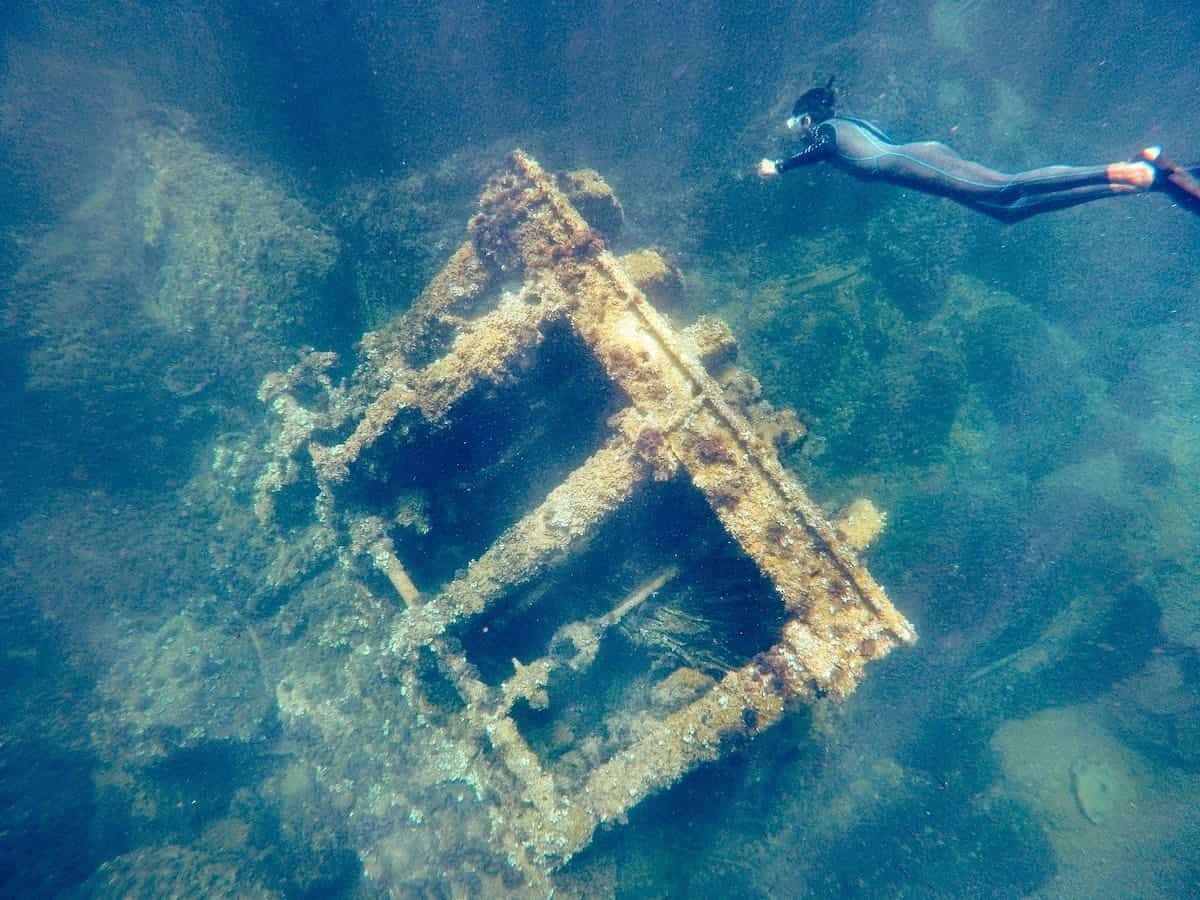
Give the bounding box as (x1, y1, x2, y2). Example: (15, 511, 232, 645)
(759, 123, 836, 177)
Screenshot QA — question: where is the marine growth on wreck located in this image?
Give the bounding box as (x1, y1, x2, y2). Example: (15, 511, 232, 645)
(251, 149, 916, 891)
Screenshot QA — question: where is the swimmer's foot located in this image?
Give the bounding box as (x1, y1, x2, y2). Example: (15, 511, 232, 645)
(1107, 157, 1157, 189)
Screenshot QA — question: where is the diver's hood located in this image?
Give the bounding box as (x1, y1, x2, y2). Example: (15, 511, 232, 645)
(791, 77, 836, 121)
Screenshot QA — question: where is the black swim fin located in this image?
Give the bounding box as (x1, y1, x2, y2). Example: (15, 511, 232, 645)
(1141, 147, 1200, 209)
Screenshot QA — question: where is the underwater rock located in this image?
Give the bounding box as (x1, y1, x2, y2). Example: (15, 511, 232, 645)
(332, 152, 491, 326)
(649, 666, 716, 714)
(91, 610, 273, 765)
(1069, 758, 1132, 826)
(619, 248, 684, 308)
(10, 116, 337, 397)
(866, 199, 968, 321)
(682, 314, 739, 370)
(1104, 656, 1200, 769)
(558, 167, 624, 240)
(990, 703, 1200, 895)
(960, 300, 1087, 430)
(5, 109, 339, 488)
(1156, 568, 1200, 654)
(833, 497, 887, 551)
(79, 844, 278, 900)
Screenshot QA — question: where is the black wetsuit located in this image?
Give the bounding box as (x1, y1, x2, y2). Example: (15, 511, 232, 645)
(777, 116, 1161, 222)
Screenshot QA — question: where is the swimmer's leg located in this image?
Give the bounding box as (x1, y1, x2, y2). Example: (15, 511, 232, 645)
(872, 139, 1174, 219)
(968, 182, 1145, 223)
(882, 140, 1154, 198)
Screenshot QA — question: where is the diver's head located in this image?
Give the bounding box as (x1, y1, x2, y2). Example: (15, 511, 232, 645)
(787, 76, 836, 130)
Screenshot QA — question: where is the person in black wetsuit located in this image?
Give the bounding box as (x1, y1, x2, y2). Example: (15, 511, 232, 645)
(757, 78, 1200, 221)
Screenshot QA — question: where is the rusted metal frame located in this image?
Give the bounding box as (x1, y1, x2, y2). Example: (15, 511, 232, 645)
(289, 150, 920, 885)
(503, 153, 915, 661)
(312, 287, 565, 484)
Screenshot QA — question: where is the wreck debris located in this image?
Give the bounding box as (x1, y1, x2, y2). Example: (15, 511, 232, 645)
(256, 150, 917, 888)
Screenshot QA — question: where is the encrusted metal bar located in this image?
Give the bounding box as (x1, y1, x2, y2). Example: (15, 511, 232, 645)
(389, 436, 653, 654)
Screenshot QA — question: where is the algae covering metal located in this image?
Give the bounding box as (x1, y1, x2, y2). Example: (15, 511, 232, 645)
(255, 150, 916, 890)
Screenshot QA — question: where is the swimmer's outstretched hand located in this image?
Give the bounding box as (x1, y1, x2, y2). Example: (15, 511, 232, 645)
(757, 158, 779, 178)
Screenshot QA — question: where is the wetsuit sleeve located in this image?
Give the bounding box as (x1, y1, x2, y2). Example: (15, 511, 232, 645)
(777, 123, 836, 172)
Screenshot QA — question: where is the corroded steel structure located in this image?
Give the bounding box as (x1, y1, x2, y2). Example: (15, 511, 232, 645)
(255, 151, 916, 889)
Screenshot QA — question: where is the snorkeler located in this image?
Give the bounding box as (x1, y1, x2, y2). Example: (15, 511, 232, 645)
(757, 77, 1200, 221)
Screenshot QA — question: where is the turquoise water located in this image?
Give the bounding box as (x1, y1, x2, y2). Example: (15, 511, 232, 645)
(3, 2, 1200, 897)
